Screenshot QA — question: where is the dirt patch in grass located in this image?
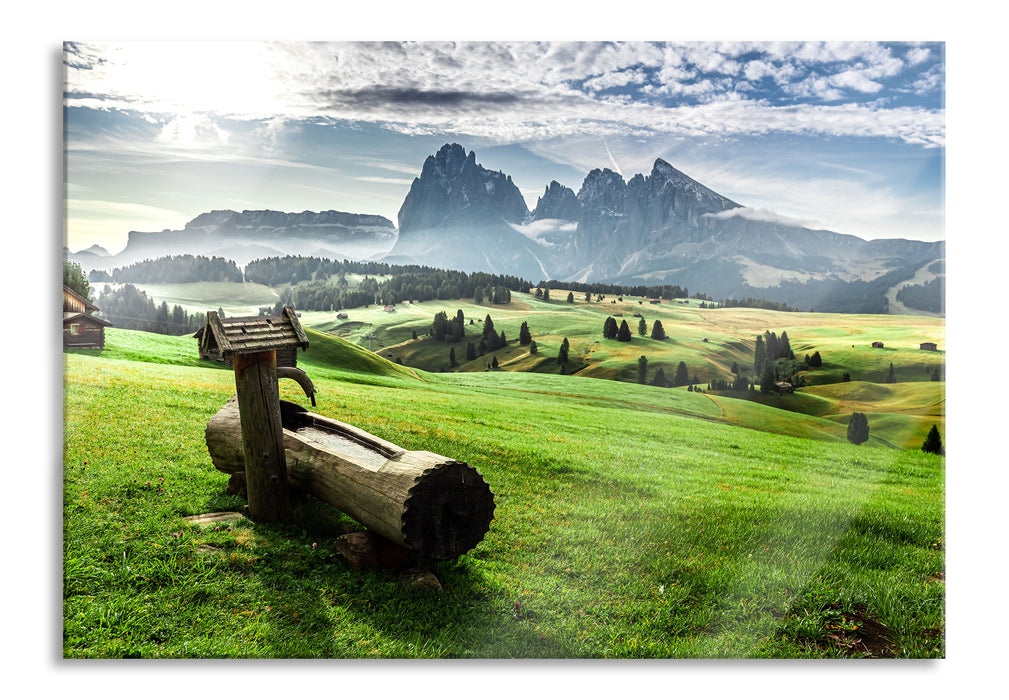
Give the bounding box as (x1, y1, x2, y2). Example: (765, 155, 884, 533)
(817, 604, 895, 658)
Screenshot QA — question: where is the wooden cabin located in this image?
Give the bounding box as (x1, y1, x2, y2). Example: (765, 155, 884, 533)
(872, 341, 884, 348)
(774, 381, 794, 394)
(63, 285, 112, 349)
(195, 307, 308, 367)
(920, 342, 938, 351)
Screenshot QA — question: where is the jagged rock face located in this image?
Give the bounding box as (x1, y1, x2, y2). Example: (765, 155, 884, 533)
(388, 144, 549, 280)
(532, 181, 581, 221)
(397, 143, 529, 234)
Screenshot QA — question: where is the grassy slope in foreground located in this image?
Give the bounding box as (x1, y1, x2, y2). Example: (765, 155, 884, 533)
(63, 329, 944, 658)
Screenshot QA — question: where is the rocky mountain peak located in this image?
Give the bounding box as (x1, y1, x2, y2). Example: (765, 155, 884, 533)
(533, 181, 581, 221)
(397, 143, 529, 234)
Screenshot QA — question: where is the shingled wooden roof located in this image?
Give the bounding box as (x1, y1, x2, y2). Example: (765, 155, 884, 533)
(205, 306, 309, 355)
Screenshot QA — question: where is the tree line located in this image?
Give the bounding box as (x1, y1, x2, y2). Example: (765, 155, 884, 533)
(94, 284, 207, 335)
(89, 255, 243, 284)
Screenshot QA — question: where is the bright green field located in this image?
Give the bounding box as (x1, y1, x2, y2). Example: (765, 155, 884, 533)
(62, 327, 944, 658)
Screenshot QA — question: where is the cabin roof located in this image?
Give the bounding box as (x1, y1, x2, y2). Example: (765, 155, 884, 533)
(63, 311, 112, 327)
(204, 306, 309, 355)
(63, 284, 99, 312)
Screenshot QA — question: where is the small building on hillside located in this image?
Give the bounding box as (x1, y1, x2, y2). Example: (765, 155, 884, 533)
(774, 381, 794, 394)
(63, 285, 112, 350)
(920, 342, 938, 351)
(872, 341, 885, 348)
(194, 306, 308, 368)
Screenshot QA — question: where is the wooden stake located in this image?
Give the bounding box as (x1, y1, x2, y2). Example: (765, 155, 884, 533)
(233, 350, 289, 522)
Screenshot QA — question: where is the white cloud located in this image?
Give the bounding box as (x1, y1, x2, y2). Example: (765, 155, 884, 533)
(64, 41, 943, 150)
(703, 207, 819, 228)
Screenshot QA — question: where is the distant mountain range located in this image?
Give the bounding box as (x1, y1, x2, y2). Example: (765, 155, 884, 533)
(69, 143, 944, 313)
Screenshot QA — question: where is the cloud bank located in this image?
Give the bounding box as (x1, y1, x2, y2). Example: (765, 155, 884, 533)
(64, 41, 945, 149)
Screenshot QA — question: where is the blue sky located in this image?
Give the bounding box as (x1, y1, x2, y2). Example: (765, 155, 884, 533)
(63, 40, 944, 254)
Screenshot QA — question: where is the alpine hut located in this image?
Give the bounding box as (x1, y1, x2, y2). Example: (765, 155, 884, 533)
(63, 285, 112, 349)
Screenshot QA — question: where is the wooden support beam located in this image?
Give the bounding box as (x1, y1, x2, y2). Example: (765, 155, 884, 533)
(233, 350, 289, 523)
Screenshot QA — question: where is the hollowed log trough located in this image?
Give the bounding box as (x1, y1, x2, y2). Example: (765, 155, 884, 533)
(205, 397, 495, 561)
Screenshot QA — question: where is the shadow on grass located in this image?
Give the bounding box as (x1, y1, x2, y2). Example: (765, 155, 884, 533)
(190, 491, 562, 658)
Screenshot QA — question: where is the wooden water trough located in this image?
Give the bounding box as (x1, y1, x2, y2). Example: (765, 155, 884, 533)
(202, 307, 495, 561)
(206, 396, 496, 561)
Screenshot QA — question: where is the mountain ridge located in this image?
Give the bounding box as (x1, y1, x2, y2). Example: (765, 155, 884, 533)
(70, 143, 943, 313)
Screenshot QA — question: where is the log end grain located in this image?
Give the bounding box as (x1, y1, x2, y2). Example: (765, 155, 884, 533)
(401, 459, 496, 561)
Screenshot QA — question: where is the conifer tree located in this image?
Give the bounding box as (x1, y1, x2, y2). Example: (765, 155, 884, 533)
(519, 321, 531, 345)
(557, 337, 569, 366)
(567, 291, 574, 303)
(652, 367, 667, 387)
(617, 320, 632, 342)
(673, 361, 689, 387)
(637, 355, 648, 384)
(651, 319, 667, 340)
(466, 341, 477, 362)
(529, 340, 538, 354)
(449, 347, 457, 367)
(921, 424, 944, 455)
(847, 412, 870, 445)
(759, 364, 776, 393)
(638, 318, 647, 336)
(603, 316, 619, 339)
(491, 356, 499, 368)
(754, 336, 767, 375)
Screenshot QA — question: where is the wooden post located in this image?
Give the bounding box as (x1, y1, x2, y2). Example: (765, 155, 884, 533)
(233, 350, 289, 522)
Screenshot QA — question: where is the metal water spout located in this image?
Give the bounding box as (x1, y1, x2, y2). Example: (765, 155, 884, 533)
(277, 366, 316, 407)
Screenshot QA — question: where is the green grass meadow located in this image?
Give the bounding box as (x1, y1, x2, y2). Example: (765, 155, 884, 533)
(62, 304, 945, 659)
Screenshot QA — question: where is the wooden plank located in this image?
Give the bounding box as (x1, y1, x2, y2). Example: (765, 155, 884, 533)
(233, 350, 289, 523)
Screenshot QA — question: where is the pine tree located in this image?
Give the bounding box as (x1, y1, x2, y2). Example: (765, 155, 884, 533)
(567, 291, 574, 303)
(809, 350, 822, 367)
(673, 361, 689, 387)
(431, 310, 449, 341)
(651, 367, 667, 387)
(921, 424, 944, 455)
(651, 319, 667, 340)
(617, 320, 632, 342)
(603, 317, 619, 339)
(754, 336, 767, 376)
(491, 356, 499, 369)
(449, 347, 457, 367)
(638, 318, 647, 336)
(637, 355, 648, 384)
(529, 340, 538, 354)
(519, 321, 531, 345)
(847, 412, 870, 445)
(557, 337, 569, 366)
(543, 288, 551, 301)
(759, 363, 776, 393)
(466, 341, 477, 362)
(63, 261, 91, 300)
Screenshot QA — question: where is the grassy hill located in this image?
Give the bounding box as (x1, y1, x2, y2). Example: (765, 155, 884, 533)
(62, 326, 945, 658)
